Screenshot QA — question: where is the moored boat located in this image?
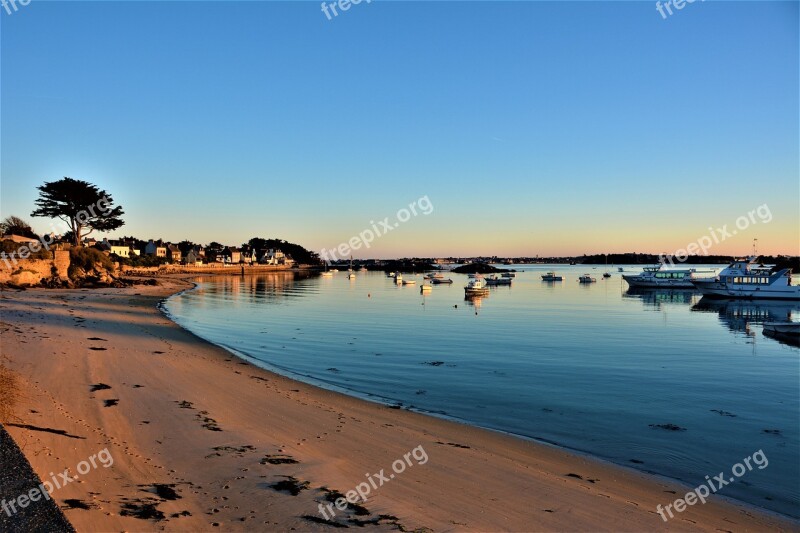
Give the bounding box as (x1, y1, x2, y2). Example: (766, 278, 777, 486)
(691, 257, 799, 301)
(622, 265, 708, 289)
(541, 272, 563, 281)
(578, 274, 596, 283)
(431, 277, 453, 284)
(763, 321, 800, 347)
(465, 277, 490, 296)
(763, 321, 800, 335)
(486, 275, 512, 286)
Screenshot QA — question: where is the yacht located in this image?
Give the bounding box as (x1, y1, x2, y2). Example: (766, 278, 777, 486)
(691, 257, 799, 300)
(541, 272, 563, 281)
(486, 275, 511, 286)
(578, 274, 596, 283)
(622, 265, 707, 289)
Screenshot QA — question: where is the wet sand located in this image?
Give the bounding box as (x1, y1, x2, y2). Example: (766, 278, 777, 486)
(0, 278, 796, 531)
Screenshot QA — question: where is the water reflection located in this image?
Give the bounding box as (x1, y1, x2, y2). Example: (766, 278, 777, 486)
(623, 288, 701, 310)
(692, 297, 799, 346)
(192, 272, 317, 305)
(464, 294, 486, 314)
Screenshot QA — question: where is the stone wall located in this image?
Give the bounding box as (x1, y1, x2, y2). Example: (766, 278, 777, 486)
(0, 250, 70, 286)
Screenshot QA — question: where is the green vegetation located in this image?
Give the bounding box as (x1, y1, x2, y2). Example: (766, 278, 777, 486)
(69, 246, 114, 279)
(0, 215, 38, 239)
(31, 177, 125, 246)
(246, 237, 321, 265)
(0, 240, 51, 260)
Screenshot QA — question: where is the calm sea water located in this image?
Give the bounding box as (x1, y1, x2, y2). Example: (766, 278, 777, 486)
(164, 265, 800, 518)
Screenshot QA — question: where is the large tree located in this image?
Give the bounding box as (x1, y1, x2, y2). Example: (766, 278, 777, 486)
(31, 177, 125, 246)
(0, 215, 38, 238)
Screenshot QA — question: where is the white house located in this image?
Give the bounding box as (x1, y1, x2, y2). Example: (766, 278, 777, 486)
(260, 248, 294, 266)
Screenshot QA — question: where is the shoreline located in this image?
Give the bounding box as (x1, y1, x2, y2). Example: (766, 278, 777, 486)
(162, 277, 800, 524)
(0, 275, 797, 531)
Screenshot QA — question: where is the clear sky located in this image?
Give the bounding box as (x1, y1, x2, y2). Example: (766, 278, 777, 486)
(1, 1, 798, 258)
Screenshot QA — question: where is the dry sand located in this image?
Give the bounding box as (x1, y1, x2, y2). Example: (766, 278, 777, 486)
(0, 278, 796, 532)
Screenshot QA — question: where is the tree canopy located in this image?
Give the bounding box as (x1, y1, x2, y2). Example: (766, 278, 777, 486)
(31, 177, 125, 246)
(0, 215, 38, 238)
(246, 237, 321, 265)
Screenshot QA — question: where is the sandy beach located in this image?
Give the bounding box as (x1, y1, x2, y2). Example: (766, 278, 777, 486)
(0, 277, 796, 532)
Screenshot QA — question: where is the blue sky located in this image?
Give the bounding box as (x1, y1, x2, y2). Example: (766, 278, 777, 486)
(1, 1, 798, 258)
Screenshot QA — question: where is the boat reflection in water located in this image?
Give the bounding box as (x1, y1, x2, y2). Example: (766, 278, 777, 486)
(464, 293, 486, 315)
(692, 296, 800, 348)
(623, 288, 701, 311)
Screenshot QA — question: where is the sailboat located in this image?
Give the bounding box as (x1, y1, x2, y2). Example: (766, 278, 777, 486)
(603, 254, 612, 278)
(347, 256, 356, 279)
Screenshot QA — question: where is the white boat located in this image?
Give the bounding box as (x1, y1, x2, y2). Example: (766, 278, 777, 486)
(402, 279, 416, 285)
(420, 284, 432, 292)
(762, 321, 800, 347)
(578, 274, 596, 283)
(486, 275, 511, 286)
(387, 272, 395, 277)
(347, 273, 356, 280)
(465, 277, 490, 296)
(394, 273, 403, 283)
(763, 321, 800, 335)
(541, 272, 563, 281)
(622, 265, 707, 289)
(691, 257, 799, 301)
(425, 272, 444, 280)
(321, 271, 333, 278)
